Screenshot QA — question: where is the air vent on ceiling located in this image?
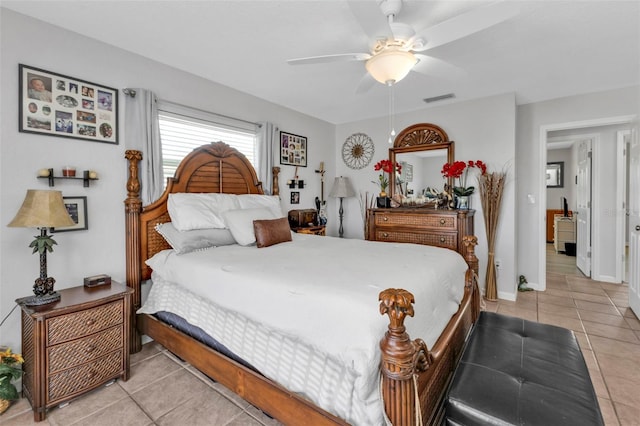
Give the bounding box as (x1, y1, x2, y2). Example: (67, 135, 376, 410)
(423, 93, 455, 103)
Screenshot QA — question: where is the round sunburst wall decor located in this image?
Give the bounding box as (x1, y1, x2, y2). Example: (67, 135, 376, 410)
(342, 133, 374, 170)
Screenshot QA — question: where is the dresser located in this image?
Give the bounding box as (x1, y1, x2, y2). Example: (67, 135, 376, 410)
(367, 208, 475, 255)
(554, 215, 577, 253)
(18, 283, 132, 422)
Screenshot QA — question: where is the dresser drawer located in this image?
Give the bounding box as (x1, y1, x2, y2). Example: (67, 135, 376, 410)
(48, 325, 124, 374)
(374, 230, 457, 250)
(48, 350, 123, 403)
(374, 213, 457, 230)
(47, 300, 123, 345)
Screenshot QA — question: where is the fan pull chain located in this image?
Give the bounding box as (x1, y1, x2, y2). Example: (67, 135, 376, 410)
(387, 80, 396, 144)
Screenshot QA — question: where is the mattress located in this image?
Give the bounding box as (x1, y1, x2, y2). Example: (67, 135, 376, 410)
(139, 233, 468, 425)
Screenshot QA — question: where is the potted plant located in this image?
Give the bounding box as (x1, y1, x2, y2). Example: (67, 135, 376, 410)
(441, 160, 487, 209)
(0, 347, 24, 414)
(372, 159, 402, 207)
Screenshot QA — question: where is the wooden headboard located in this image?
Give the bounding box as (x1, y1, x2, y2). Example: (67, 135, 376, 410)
(124, 142, 280, 336)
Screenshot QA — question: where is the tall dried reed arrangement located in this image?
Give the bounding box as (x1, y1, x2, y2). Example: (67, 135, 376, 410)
(478, 170, 507, 301)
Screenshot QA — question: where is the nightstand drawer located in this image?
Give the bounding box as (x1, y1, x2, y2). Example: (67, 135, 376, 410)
(48, 325, 123, 374)
(48, 350, 123, 402)
(375, 230, 457, 250)
(374, 213, 456, 230)
(47, 300, 123, 345)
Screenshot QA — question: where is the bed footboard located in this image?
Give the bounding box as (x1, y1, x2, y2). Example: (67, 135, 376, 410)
(379, 237, 479, 426)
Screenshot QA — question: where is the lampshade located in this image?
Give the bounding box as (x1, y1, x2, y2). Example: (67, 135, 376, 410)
(329, 177, 356, 198)
(8, 190, 75, 228)
(365, 48, 418, 84)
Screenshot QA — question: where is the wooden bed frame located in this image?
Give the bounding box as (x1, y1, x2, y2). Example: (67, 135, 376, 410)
(124, 141, 480, 426)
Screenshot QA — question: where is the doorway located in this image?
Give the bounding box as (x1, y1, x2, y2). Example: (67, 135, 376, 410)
(539, 115, 637, 289)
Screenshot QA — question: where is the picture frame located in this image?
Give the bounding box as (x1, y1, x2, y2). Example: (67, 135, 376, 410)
(546, 162, 564, 188)
(19, 64, 118, 144)
(290, 191, 300, 204)
(280, 131, 307, 167)
(53, 196, 88, 232)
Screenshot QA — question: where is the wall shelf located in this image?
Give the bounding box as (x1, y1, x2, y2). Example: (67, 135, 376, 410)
(38, 168, 98, 187)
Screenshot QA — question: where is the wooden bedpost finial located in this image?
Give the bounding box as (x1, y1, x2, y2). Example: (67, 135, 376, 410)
(462, 235, 479, 275)
(125, 150, 142, 199)
(379, 288, 415, 331)
(272, 166, 280, 196)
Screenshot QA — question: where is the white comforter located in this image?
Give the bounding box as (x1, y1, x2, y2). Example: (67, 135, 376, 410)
(140, 233, 468, 425)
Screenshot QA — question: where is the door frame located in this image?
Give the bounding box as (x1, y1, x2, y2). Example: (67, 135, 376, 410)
(617, 130, 631, 283)
(538, 115, 637, 290)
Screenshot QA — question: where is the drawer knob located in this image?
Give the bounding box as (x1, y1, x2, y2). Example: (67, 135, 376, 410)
(86, 371, 96, 379)
(85, 318, 96, 326)
(440, 237, 446, 243)
(86, 345, 96, 353)
(439, 219, 446, 225)
(382, 233, 389, 238)
(383, 216, 388, 221)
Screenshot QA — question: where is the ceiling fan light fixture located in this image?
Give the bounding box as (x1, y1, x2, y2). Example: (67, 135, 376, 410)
(365, 49, 417, 85)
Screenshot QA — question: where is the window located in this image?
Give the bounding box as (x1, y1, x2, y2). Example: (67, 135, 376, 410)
(158, 102, 257, 181)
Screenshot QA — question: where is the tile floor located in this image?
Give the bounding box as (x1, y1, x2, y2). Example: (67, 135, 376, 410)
(2, 246, 638, 425)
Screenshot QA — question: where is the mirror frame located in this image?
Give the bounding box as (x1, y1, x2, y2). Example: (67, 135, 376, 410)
(389, 123, 455, 199)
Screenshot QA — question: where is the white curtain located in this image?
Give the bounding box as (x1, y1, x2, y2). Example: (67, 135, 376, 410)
(257, 122, 278, 195)
(124, 89, 163, 205)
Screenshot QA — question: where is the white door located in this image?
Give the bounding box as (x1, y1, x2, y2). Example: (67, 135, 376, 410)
(576, 139, 592, 276)
(629, 129, 640, 317)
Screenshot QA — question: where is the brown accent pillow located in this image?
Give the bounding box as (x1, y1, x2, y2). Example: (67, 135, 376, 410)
(253, 217, 292, 248)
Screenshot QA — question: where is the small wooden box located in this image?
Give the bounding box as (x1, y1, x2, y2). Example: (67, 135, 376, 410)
(288, 209, 317, 228)
(84, 274, 111, 287)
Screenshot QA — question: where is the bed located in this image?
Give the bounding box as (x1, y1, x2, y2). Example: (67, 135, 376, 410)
(124, 141, 480, 426)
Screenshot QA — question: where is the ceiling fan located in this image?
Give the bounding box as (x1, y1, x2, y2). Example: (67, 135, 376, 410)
(287, 0, 520, 91)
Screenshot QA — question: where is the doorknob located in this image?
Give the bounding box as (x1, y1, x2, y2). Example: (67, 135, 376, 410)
(636, 225, 640, 231)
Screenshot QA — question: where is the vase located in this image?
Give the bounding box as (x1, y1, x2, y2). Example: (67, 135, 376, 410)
(456, 195, 470, 210)
(377, 196, 391, 208)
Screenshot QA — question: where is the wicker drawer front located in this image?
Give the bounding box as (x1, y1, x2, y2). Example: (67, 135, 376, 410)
(374, 213, 456, 230)
(47, 300, 123, 345)
(375, 230, 457, 249)
(48, 350, 123, 403)
(48, 325, 123, 374)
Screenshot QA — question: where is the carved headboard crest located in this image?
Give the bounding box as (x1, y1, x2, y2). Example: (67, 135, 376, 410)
(393, 123, 449, 148)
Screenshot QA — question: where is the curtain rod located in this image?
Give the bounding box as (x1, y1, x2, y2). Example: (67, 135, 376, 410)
(122, 88, 261, 128)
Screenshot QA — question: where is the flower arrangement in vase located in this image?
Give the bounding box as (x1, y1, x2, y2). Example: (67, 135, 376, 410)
(0, 347, 24, 413)
(441, 160, 487, 197)
(372, 159, 402, 198)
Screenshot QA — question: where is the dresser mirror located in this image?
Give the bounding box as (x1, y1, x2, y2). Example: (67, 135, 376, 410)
(389, 123, 454, 200)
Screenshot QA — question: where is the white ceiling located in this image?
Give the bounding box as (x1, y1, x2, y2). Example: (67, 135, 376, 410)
(3, 0, 639, 124)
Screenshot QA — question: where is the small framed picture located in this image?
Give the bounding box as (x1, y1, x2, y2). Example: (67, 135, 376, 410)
(53, 196, 88, 232)
(19, 64, 118, 144)
(546, 162, 564, 188)
(290, 191, 300, 204)
(280, 131, 307, 167)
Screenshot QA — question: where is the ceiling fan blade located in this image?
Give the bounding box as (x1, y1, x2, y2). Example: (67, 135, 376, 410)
(413, 54, 466, 80)
(416, 1, 521, 51)
(287, 53, 371, 66)
(355, 72, 376, 94)
(347, 0, 394, 44)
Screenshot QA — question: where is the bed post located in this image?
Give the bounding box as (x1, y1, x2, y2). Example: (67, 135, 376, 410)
(272, 166, 280, 196)
(463, 236, 480, 319)
(379, 289, 431, 426)
(124, 149, 143, 353)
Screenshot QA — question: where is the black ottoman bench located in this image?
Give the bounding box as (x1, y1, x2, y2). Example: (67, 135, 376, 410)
(445, 311, 604, 426)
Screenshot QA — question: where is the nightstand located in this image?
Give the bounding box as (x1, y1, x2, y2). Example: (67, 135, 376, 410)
(17, 282, 132, 422)
(292, 226, 326, 236)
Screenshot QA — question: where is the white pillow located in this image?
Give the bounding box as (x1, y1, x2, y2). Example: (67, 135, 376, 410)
(222, 207, 277, 246)
(155, 222, 236, 254)
(237, 194, 284, 218)
(168, 193, 240, 231)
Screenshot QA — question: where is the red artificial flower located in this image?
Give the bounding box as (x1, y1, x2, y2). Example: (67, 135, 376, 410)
(441, 159, 487, 196)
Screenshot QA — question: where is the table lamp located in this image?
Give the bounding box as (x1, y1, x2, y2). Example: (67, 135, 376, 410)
(329, 176, 356, 238)
(8, 190, 75, 306)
